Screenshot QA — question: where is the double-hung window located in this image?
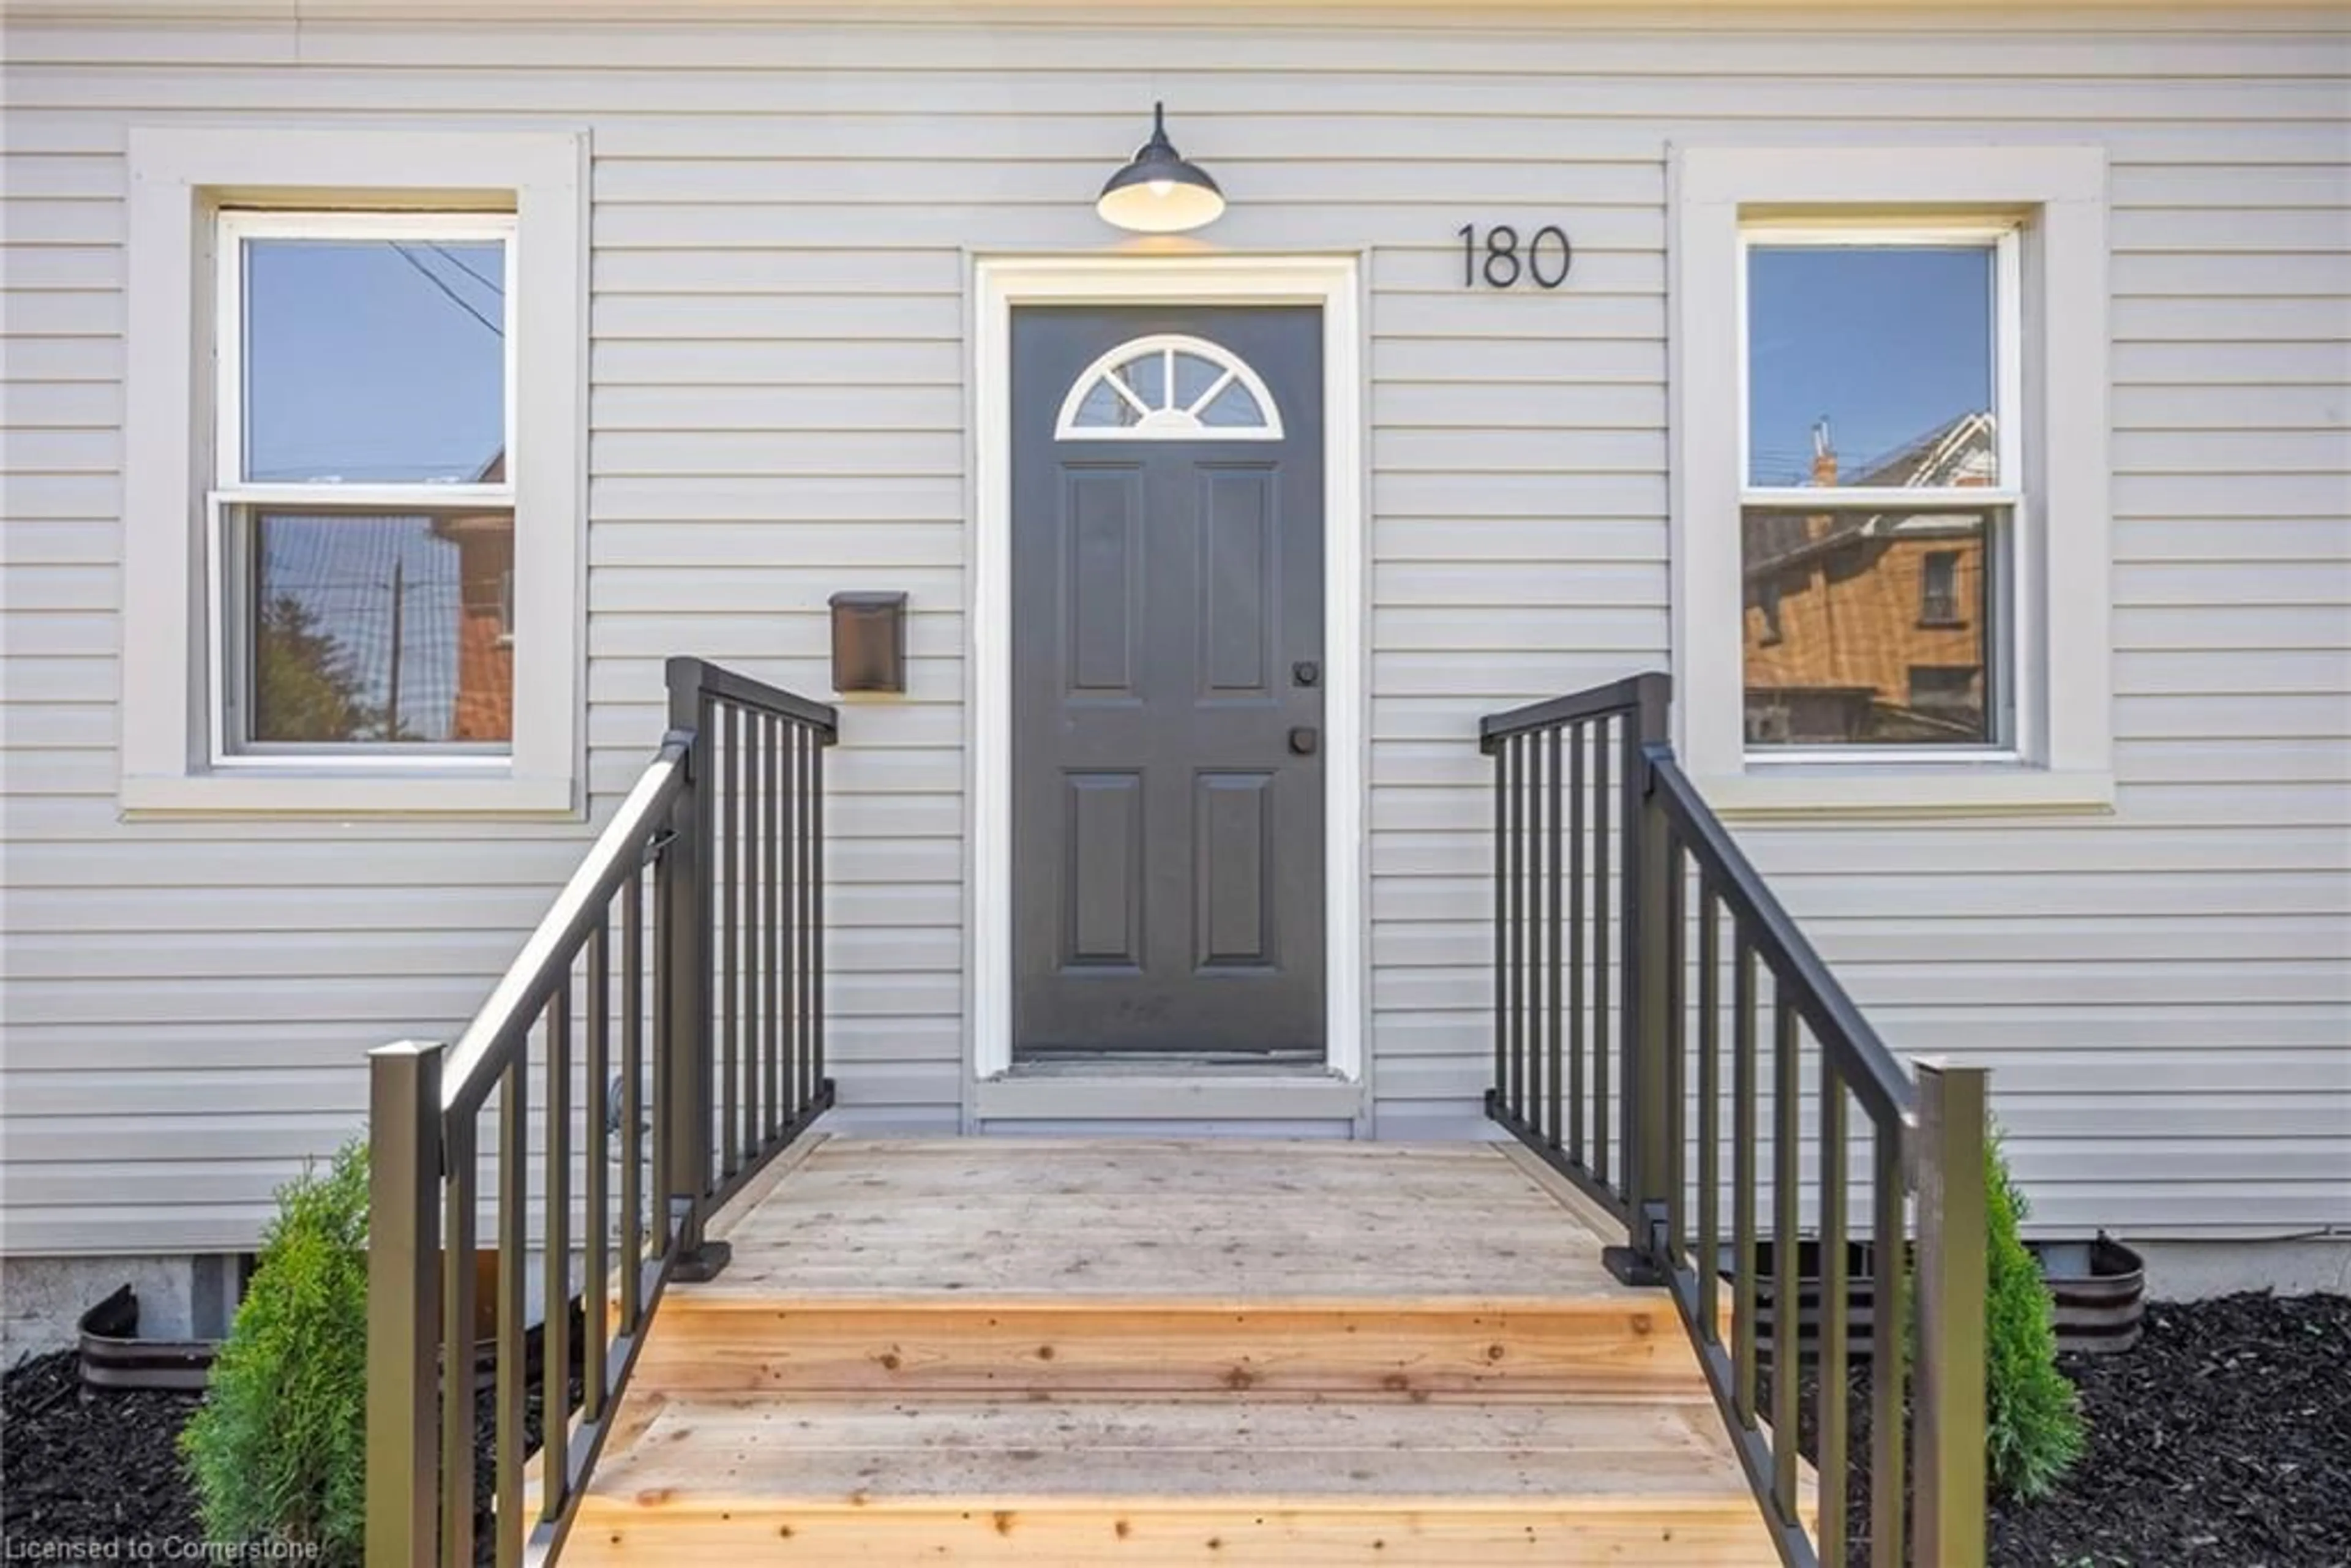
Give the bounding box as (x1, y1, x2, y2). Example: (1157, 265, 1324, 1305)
(1738, 226, 2019, 754)
(1670, 145, 2114, 816)
(211, 212, 517, 762)
(122, 126, 583, 814)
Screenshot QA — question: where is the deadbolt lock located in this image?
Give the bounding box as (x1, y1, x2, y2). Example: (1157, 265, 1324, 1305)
(1292, 661, 1320, 688)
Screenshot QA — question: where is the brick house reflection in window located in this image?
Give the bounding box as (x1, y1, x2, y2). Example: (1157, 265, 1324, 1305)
(432, 448, 516, 744)
(1741, 417, 1992, 745)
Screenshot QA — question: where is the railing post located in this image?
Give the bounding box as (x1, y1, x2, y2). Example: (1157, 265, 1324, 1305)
(1610, 673, 1674, 1282)
(661, 656, 729, 1280)
(1914, 1059, 1990, 1568)
(365, 1040, 442, 1568)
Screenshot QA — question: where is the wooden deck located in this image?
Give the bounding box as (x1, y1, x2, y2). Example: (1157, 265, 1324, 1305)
(563, 1136, 1801, 1565)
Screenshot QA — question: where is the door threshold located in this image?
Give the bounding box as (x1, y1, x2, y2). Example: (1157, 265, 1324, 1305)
(975, 1057, 1363, 1123)
(1008, 1050, 1330, 1079)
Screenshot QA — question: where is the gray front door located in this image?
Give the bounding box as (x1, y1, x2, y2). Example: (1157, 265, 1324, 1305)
(1011, 306, 1325, 1059)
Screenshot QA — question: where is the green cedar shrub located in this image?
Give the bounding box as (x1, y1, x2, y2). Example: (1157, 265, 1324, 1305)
(181, 1138, 370, 1566)
(1982, 1128, 2086, 1500)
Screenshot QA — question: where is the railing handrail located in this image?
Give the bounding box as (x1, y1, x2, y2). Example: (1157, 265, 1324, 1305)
(440, 735, 691, 1120)
(666, 655, 840, 737)
(1477, 673, 1662, 749)
(1645, 754, 1917, 1130)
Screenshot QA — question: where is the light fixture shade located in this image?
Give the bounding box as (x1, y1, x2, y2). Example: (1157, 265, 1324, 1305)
(1096, 102, 1225, 234)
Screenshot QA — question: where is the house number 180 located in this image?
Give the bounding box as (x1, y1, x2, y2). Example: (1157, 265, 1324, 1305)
(1457, 223, 1573, 290)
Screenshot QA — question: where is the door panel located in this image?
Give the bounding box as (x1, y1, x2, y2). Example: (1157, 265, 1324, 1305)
(1011, 306, 1325, 1058)
(1064, 772, 1143, 968)
(1196, 771, 1275, 970)
(1200, 469, 1275, 699)
(1064, 470, 1141, 698)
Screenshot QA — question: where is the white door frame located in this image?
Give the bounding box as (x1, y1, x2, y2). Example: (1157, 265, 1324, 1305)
(970, 253, 1367, 1086)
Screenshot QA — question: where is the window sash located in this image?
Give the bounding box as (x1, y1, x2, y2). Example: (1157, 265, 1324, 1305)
(206, 498, 516, 765)
(1734, 223, 2024, 501)
(213, 209, 519, 498)
(1741, 500, 2019, 763)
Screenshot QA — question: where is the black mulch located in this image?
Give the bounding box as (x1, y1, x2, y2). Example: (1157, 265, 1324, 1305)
(1, 1347, 204, 1549)
(2, 1309, 584, 1567)
(1770, 1291, 2351, 1567)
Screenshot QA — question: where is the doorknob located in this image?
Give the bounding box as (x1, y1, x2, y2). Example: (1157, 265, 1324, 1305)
(1288, 726, 1319, 756)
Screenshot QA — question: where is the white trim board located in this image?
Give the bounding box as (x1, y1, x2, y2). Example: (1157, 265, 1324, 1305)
(968, 253, 1369, 1109)
(119, 123, 587, 817)
(1667, 143, 2115, 819)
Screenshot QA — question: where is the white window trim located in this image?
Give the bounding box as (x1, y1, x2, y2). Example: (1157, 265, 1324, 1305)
(1669, 144, 2114, 819)
(1054, 332, 1285, 441)
(123, 125, 586, 816)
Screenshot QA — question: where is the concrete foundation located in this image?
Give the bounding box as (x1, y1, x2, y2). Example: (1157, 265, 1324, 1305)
(2, 1253, 244, 1362)
(2133, 1234, 2351, 1301)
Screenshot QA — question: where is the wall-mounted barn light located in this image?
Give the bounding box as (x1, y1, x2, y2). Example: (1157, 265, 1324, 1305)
(1096, 102, 1224, 235)
(829, 591, 907, 695)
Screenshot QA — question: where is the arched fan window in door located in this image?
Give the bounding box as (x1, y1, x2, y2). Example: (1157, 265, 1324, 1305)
(1054, 334, 1284, 441)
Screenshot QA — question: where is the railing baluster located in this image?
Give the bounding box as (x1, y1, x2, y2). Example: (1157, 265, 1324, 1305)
(1567, 719, 1586, 1168)
(1732, 932, 1758, 1427)
(495, 1057, 526, 1568)
(442, 1117, 478, 1568)
(721, 700, 741, 1180)
(1872, 1123, 1909, 1568)
(541, 988, 571, 1525)
(766, 711, 785, 1143)
(621, 869, 645, 1327)
(1506, 733, 1526, 1125)
(743, 701, 764, 1160)
(1771, 992, 1802, 1523)
(810, 725, 827, 1099)
(781, 721, 801, 1122)
(1660, 833, 1685, 1259)
(1491, 724, 1507, 1116)
(1620, 704, 1646, 1220)
(1524, 727, 1544, 1136)
(1697, 885, 1720, 1345)
(1545, 722, 1564, 1152)
(807, 715, 827, 1101)
(1819, 1063, 1850, 1568)
(1592, 718, 1611, 1188)
(584, 917, 610, 1424)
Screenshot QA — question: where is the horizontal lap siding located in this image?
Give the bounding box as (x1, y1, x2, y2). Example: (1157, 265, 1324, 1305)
(2, 10, 2347, 1250)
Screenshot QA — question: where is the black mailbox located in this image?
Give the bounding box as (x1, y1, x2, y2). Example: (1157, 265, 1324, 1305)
(828, 591, 907, 694)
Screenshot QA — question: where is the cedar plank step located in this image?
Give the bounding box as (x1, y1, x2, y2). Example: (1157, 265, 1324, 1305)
(634, 1293, 1700, 1397)
(562, 1393, 1791, 1566)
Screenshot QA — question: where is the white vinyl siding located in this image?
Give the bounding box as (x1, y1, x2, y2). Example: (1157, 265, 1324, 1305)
(2, 9, 2347, 1253)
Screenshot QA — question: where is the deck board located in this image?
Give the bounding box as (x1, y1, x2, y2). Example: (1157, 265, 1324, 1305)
(588, 1394, 1757, 1502)
(699, 1137, 1632, 1302)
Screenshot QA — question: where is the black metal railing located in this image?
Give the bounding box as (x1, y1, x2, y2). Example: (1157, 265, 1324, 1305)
(365, 658, 838, 1568)
(1481, 673, 1989, 1568)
